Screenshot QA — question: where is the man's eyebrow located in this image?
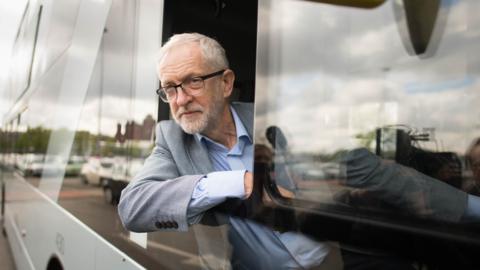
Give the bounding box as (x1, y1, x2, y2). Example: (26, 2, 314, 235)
(161, 72, 198, 86)
(161, 80, 175, 87)
(183, 72, 201, 79)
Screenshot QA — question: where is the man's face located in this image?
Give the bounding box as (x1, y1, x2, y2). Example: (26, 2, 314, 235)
(158, 43, 226, 134)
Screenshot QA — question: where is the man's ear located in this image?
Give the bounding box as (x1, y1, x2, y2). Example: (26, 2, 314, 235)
(222, 69, 235, 98)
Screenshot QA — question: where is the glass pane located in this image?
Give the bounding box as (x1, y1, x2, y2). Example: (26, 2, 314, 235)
(256, 0, 480, 235)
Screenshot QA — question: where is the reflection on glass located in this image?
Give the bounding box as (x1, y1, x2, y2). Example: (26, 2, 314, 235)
(256, 0, 480, 230)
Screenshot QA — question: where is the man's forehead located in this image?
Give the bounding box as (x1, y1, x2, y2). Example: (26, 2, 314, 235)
(161, 43, 202, 65)
(158, 43, 205, 78)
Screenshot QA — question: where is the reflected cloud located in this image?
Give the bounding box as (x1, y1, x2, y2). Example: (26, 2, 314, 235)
(257, 0, 480, 156)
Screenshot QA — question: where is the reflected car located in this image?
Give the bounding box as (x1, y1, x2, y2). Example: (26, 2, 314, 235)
(79, 157, 114, 186)
(41, 155, 64, 176)
(18, 154, 45, 177)
(320, 162, 341, 179)
(289, 162, 327, 181)
(3, 154, 17, 170)
(288, 161, 341, 181)
(65, 156, 86, 176)
(104, 158, 143, 205)
(14, 154, 23, 169)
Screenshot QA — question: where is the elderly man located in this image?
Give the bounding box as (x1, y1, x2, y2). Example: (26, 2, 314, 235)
(118, 33, 330, 269)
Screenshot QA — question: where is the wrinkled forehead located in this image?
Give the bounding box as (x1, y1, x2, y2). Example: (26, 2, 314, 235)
(158, 43, 206, 80)
(159, 43, 204, 69)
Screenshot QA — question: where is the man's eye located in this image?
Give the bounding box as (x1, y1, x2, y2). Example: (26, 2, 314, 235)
(188, 77, 203, 88)
(164, 87, 176, 94)
(190, 77, 203, 83)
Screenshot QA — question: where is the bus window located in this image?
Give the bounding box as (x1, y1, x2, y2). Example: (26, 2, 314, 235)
(9, 2, 41, 100)
(254, 0, 480, 266)
(307, 0, 385, 9)
(59, 0, 171, 268)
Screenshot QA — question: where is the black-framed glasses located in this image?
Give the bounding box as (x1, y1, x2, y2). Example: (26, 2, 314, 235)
(156, 69, 225, 103)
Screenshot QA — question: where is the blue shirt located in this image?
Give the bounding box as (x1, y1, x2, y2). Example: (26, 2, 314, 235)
(187, 106, 329, 269)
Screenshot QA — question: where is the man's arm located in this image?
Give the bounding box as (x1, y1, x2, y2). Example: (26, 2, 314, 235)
(187, 171, 253, 224)
(118, 122, 206, 232)
(118, 142, 204, 232)
(344, 148, 468, 222)
(118, 122, 254, 232)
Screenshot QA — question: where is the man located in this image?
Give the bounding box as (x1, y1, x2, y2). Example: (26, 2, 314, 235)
(118, 33, 330, 269)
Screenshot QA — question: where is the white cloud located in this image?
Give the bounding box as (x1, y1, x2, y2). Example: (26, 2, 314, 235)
(0, 0, 28, 126)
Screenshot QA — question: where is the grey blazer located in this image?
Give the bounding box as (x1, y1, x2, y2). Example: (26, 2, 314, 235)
(118, 102, 254, 232)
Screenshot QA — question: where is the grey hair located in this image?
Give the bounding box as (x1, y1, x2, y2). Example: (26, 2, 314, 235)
(155, 33, 229, 74)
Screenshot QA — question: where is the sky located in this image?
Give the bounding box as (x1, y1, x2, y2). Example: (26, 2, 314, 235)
(0, 0, 27, 127)
(254, 0, 479, 155)
(0, 0, 161, 137)
(0, 0, 478, 155)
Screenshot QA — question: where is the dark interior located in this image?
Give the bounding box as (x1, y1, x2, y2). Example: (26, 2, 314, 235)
(158, 0, 258, 120)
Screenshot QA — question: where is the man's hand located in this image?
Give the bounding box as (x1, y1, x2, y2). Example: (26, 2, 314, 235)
(244, 171, 254, 199)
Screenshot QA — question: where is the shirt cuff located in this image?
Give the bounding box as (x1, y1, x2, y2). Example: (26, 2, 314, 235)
(187, 170, 246, 225)
(201, 170, 247, 200)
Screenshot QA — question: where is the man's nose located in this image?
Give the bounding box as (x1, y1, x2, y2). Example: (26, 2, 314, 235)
(174, 86, 192, 106)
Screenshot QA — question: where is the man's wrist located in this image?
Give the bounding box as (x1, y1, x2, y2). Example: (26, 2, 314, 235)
(205, 170, 247, 199)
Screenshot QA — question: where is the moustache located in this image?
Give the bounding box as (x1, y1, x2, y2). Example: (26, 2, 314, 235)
(176, 105, 203, 118)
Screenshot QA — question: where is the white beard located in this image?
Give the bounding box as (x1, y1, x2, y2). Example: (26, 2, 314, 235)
(173, 94, 225, 135)
(177, 112, 209, 134)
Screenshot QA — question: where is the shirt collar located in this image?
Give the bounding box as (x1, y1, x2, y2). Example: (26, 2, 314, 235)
(194, 105, 252, 147)
(231, 105, 252, 144)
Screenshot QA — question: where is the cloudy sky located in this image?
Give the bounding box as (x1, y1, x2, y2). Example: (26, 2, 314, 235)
(255, 0, 480, 155)
(1, 0, 479, 155)
(0, 0, 160, 135)
(0, 0, 27, 127)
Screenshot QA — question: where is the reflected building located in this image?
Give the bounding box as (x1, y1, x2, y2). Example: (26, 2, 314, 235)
(114, 114, 155, 143)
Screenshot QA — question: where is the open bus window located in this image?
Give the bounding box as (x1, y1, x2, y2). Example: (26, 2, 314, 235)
(255, 0, 480, 243)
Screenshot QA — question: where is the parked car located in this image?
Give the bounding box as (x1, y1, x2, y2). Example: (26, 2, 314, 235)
(104, 158, 143, 204)
(19, 154, 64, 177)
(18, 154, 45, 177)
(79, 157, 114, 185)
(41, 155, 64, 176)
(17, 154, 45, 176)
(65, 156, 86, 176)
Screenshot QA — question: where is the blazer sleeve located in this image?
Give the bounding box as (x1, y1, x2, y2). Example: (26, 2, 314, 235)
(117, 123, 204, 232)
(344, 148, 468, 222)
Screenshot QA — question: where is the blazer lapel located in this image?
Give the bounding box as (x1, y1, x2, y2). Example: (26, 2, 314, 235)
(185, 134, 214, 174)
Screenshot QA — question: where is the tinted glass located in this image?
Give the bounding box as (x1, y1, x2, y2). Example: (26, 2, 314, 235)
(255, 0, 480, 245)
